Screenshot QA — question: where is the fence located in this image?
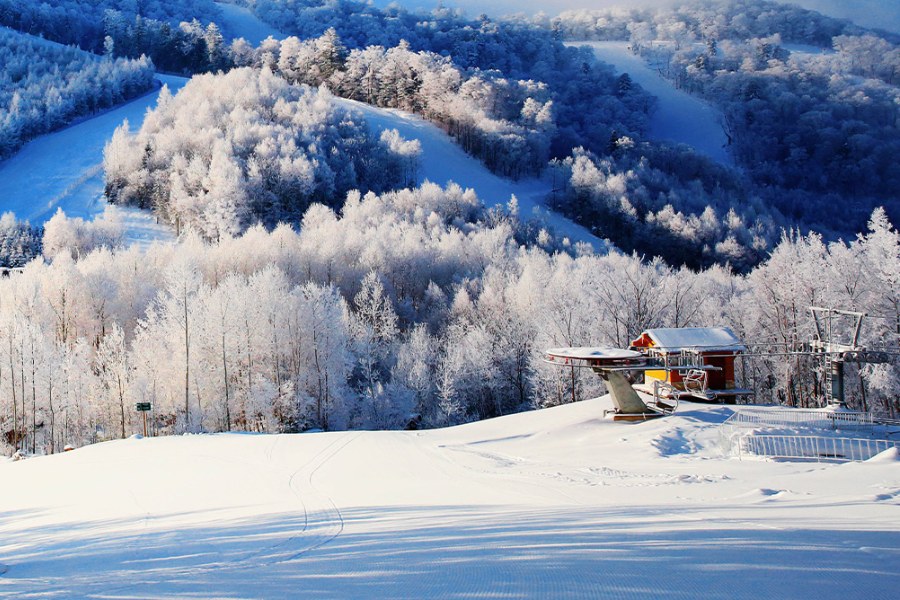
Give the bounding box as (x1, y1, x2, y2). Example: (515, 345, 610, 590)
(737, 434, 898, 462)
(723, 408, 875, 430)
(719, 408, 900, 462)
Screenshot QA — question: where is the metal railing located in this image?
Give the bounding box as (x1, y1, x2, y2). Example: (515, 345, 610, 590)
(718, 408, 899, 462)
(737, 434, 898, 462)
(722, 408, 875, 430)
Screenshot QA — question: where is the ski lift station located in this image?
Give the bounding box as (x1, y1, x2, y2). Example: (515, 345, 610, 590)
(629, 327, 751, 402)
(545, 316, 900, 461)
(544, 327, 751, 422)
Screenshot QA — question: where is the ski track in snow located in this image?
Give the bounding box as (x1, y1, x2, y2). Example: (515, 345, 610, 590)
(571, 41, 733, 165)
(0, 431, 359, 598)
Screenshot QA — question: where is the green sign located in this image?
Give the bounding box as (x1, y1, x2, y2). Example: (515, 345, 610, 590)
(135, 402, 152, 412)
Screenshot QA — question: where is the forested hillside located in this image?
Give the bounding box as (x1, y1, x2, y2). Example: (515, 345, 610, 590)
(0, 0, 219, 51)
(551, 0, 900, 236)
(0, 27, 154, 158)
(1, 185, 898, 455)
(103, 67, 413, 238)
(244, 0, 655, 166)
(0, 1, 898, 455)
(222, 0, 899, 267)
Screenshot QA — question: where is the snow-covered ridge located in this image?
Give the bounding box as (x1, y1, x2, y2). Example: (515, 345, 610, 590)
(1, 397, 897, 597)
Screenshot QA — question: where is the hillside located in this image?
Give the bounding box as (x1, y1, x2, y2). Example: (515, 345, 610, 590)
(1, 398, 898, 598)
(0, 4, 897, 597)
(0, 26, 155, 159)
(213, 4, 595, 242)
(215, 1, 283, 44)
(338, 98, 599, 246)
(568, 41, 732, 165)
(0, 74, 187, 247)
(0, 69, 596, 250)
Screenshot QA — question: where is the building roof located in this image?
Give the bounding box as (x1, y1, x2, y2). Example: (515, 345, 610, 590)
(635, 327, 746, 353)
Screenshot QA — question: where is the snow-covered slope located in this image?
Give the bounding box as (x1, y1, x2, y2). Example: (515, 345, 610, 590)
(339, 98, 600, 247)
(0, 69, 596, 250)
(791, 0, 900, 35)
(212, 3, 600, 246)
(572, 41, 732, 165)
(0, 75, 186, 248)
(369, 0, 662, 19)
(372, 1, 900, 33)
(215, 1, 284, 44)
(1, 398, 897, 598)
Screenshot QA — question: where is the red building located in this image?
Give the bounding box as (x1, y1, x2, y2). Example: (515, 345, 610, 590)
(629, 327, 750, 402)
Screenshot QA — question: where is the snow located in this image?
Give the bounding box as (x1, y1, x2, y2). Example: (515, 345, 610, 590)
(642, 326, 746, 352)
(1, 398, 897, 598)
(0, 75, 186, 249)
(869, 447, 900, 463)
(2, 5, 599, 253)
(790, 0, 900, 35)
(369, 0, 662, 19)
(215, 2, 284, 44)
(570, 41, 733, 165)
(546, 347, 644, 359)
(783, 43, 835, 67)
(338, 98, 604, 248)
(783, 43, 834, 56)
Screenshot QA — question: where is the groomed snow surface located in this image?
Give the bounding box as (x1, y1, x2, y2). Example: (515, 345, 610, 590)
(1, 398, 898, 599)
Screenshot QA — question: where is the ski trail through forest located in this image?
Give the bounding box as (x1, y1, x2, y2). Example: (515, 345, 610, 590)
(218, 4, 603, 247)
(570, 41, 733, 165)
(338, 98, 603, 247)
(0, 74, 186, 246)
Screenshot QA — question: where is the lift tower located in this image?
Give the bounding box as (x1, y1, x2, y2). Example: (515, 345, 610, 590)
(809, 307, 891, 407)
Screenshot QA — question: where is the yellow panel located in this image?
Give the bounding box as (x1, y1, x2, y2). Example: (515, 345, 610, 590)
(646, 370, 668, 382)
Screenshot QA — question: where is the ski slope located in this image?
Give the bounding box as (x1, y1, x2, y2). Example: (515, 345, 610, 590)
(791, 0, 900, 35)
(215, 2, 284, 44)
(572, 41, 732, 165)
(215, 2, 601, 247)
(339, 98, 600, 247)
(1, 398, 898, 598)
(0, 75, 186, 248)
(0, 68, 597, 251)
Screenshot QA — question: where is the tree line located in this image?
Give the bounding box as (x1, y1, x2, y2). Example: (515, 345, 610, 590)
(551, 0, 900, 238)
(0, 27, 154, 159)
(102, 67, 416, 239)
(1, 184, 897, 456)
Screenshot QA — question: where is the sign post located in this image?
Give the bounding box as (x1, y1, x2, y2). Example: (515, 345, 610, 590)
(135, 402, 152, 437)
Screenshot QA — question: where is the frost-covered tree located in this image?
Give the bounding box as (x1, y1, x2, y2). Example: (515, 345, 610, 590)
(0, 28, 154, 158)
(103, 68, 412, 237)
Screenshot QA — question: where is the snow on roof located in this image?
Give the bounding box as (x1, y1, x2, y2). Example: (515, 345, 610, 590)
(641, 327, 746, 352)
(546, 347, 644, 360)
